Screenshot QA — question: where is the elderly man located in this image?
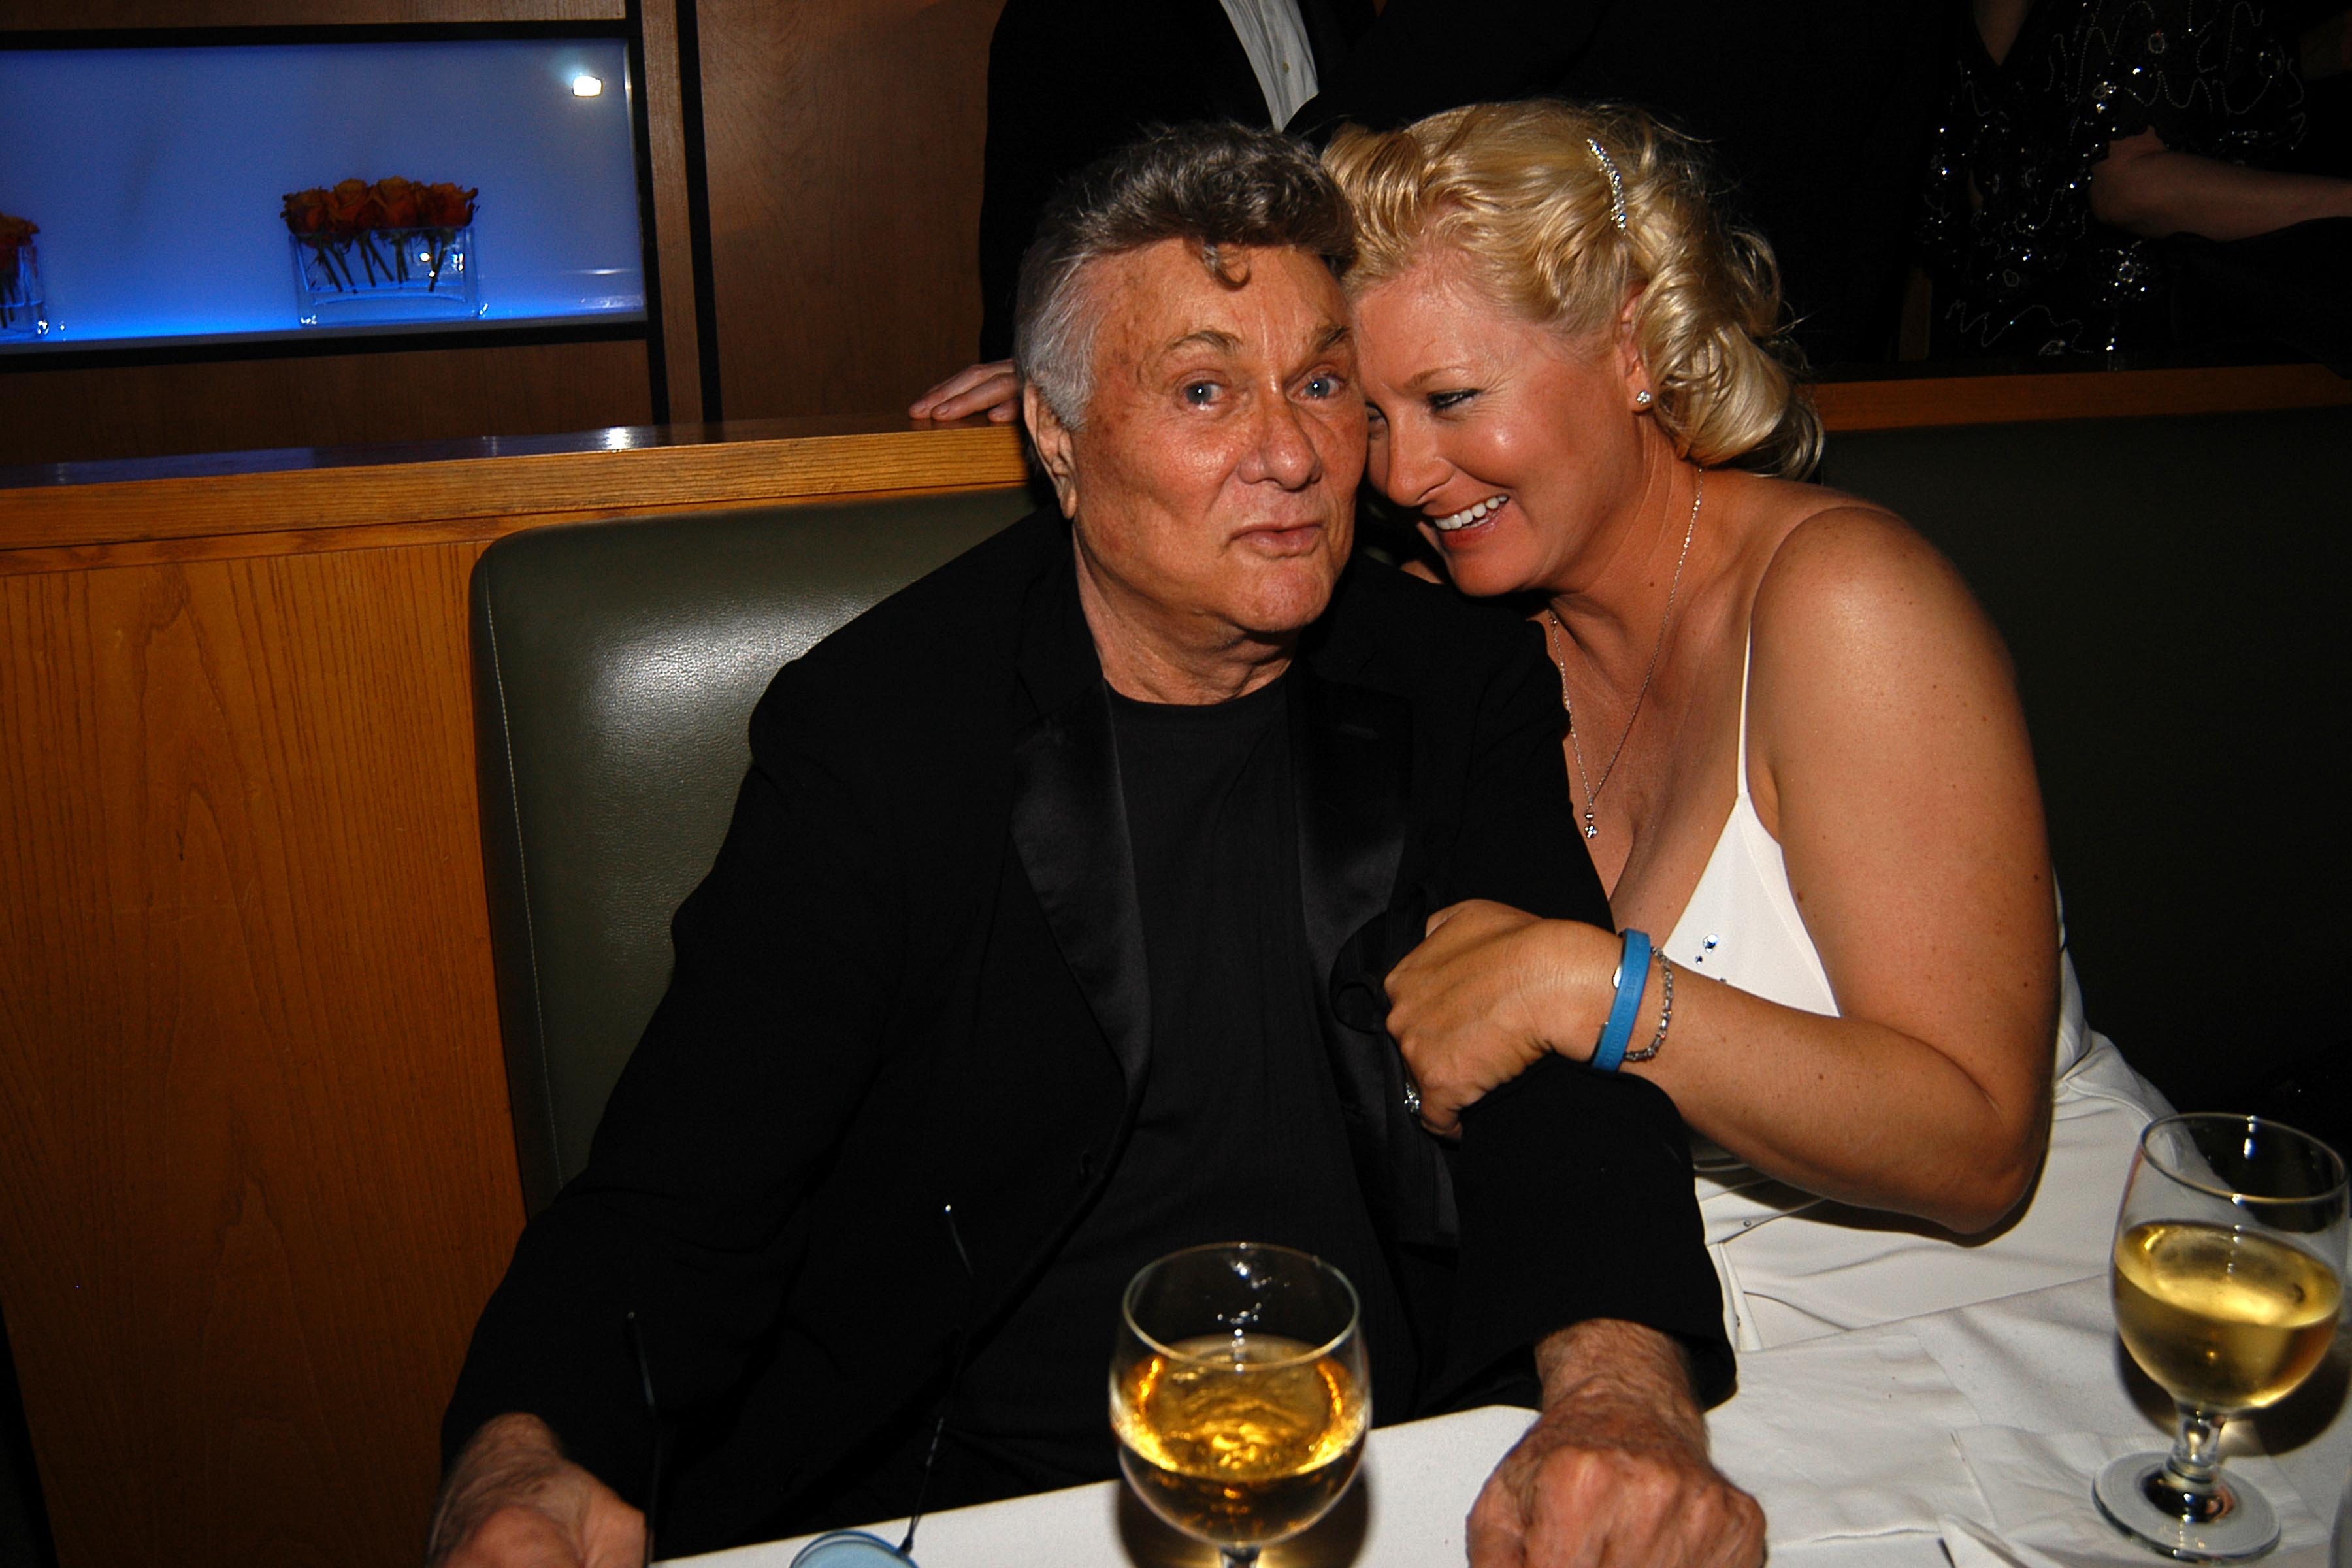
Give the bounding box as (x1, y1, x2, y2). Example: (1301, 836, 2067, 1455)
(433, 124, 1759, 1568)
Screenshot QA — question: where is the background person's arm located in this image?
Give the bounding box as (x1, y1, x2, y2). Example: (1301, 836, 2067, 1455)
(909, 359, 1019, 423)
(2089, 127, 2352, 242)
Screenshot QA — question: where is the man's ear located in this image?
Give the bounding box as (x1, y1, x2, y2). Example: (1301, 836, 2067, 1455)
(1023, 382, 1081, 519)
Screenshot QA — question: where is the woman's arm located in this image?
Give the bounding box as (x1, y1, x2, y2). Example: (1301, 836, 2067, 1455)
(1386, 508, 2057, 1234)
(1637, 508, 2055, 1232)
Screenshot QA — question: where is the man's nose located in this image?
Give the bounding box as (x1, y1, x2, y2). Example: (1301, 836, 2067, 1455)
(1242, 393, 1322, 489)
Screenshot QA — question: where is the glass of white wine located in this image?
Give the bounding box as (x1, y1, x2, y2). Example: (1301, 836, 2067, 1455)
(1111, 1242, 1371, 1567)
(2097, 1113, 2348, 1561)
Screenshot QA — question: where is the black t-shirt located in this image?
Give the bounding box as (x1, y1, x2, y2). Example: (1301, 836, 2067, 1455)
(945, 675, 1413, 1494)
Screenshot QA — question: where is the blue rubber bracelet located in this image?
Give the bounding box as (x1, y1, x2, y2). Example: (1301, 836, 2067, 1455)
(1590, 928, 1653, 1073)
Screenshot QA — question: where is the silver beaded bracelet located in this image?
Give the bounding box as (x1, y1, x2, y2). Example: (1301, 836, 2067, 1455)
(1622, 949, 1674, 1064)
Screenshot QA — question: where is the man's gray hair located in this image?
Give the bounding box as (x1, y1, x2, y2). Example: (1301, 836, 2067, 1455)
(1012, 122, 1357, 429)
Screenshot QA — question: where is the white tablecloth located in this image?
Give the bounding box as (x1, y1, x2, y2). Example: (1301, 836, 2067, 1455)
(678, 1276, 2352, 1567)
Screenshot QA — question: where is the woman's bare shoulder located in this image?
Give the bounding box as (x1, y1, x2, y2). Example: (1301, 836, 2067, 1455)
(1741, 479, 1997, 670)
(1727, 483, 2038, 865)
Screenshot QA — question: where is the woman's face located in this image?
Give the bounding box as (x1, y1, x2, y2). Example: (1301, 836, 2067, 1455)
(1352, 257, 1650, 598)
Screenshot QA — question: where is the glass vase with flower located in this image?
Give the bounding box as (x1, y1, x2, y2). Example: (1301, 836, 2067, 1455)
(283, 177, 484, 325)
(1, 212, 46, 340)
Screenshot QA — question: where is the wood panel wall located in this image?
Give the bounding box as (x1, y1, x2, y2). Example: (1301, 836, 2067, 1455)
(0, 542, 527, 1568)
(0, 421, 1026, 1568)
(698, 0, 1004, 420)
(0, 341, 655, 468)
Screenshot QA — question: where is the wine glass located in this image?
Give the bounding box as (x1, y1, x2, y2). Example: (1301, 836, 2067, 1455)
(2097, 1113, 2349, 1561)
(1111, 1242, 1371, 1567)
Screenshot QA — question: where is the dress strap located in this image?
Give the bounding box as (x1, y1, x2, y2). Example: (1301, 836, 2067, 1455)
(1734, 629, 1756, 804)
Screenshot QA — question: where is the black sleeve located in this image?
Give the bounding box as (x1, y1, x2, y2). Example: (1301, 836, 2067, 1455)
(441, 685, 907, 1497)
(978, 0, 1271, 358)
(1286, 0, 1609, 141)
(1421, 621, 1733, 1408)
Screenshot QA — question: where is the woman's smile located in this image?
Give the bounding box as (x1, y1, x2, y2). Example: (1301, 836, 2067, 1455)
(1430, 493, 1511, 532)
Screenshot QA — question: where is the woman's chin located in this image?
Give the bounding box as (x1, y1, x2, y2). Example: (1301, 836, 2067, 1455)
(1430, 529, 1539, 598)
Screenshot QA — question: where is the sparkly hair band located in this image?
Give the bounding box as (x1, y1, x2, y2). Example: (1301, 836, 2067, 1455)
(1584, 135, 1629, 233)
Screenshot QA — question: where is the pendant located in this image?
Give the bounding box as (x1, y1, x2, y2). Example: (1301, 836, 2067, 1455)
(1582, 815, 1599, 840)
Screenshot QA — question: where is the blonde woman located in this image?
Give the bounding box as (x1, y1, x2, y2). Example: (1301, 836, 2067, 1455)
(1334, 100, 2169, 1351)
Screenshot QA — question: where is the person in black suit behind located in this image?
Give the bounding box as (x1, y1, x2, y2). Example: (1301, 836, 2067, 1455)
(927, 1, 1947, 426)
(432, 125, 1755, 1568)
(975, 0, 1372, 361)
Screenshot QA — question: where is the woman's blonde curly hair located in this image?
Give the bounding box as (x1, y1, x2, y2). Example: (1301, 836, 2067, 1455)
(1324, 99, 1821, 479)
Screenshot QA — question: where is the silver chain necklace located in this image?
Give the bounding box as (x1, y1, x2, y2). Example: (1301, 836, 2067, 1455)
(1543, 468, 1703, 840)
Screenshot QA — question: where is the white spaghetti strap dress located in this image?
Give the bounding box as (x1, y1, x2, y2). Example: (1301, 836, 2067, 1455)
(1660, 640, 2172, 1351)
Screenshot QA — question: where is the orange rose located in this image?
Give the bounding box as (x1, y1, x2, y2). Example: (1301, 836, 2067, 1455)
(372, 176, 422, 228)
(325, 177, 377, 235)
(3, 213, 39, 274)
(418, 182, 478, 229)
(280, 188, 333, 235)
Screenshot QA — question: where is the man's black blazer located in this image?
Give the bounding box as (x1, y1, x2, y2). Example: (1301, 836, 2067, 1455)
(444, 510, 1725, 1555)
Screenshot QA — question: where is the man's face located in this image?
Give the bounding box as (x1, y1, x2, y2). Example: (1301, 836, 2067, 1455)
(1030, 240, 1366, 668)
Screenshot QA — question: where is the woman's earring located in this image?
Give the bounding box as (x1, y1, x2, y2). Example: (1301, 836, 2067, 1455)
(1634, 389, 1654, 408)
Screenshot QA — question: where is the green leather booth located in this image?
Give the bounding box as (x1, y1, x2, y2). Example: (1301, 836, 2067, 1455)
(470, 490, 1034, 1211)
(1818, 404, 2348, 1140)
(470, 403, 2349, 1211)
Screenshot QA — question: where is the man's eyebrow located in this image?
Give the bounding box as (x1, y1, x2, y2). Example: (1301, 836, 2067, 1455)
(1312, 322, 1351, 355)
(1161, 327, 1241, 356)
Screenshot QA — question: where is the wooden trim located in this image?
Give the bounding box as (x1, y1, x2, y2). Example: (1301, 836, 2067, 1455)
(1814, 360, 2350, 431)
(0, 480, 1026, 578)
(0, 423, 1030, 555)
(637, 0, 704, 423)
(5, 362, 2343, 564)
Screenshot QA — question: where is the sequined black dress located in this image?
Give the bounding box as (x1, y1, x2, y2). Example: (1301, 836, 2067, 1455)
(1921, 0, 2309, 355)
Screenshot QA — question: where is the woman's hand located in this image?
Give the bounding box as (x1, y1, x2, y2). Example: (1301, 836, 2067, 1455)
(1383, 900, 1620, 1136)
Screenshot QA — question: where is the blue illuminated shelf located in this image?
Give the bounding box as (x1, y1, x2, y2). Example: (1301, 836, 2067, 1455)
(0, 34, 649, 354)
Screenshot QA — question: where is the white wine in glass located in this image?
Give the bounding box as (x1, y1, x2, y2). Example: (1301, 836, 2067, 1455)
(1112, 1243, 1369, 1567)
(2097, 1114, 2348, 1561)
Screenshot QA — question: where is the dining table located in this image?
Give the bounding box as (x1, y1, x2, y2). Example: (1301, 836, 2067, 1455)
(676, 1271, 2352, 1568)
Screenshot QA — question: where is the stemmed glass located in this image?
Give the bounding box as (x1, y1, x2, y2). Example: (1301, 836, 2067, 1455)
(2097, 1113, 2348, 1560)
(1111, 1243, 1371, 1567)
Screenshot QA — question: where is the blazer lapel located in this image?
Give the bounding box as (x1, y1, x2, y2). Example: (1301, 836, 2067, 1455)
(1007, 558, 1152, 1113)
(1290, 668, 1409, 1000)
(1291, 663, 1454, 1245)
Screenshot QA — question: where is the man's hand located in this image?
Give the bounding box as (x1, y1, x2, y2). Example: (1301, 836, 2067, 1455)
(1469, 1320, 1762, 1568)
(1384, 900, 1616, 1136)
(909, 359, 1021, 423)
(428, 1414, 647, 1568)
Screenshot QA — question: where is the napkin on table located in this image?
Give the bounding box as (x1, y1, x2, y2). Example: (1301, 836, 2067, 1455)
(1706, 1327, 1984, 1546)
(1940, 1426, 2330, 1567)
